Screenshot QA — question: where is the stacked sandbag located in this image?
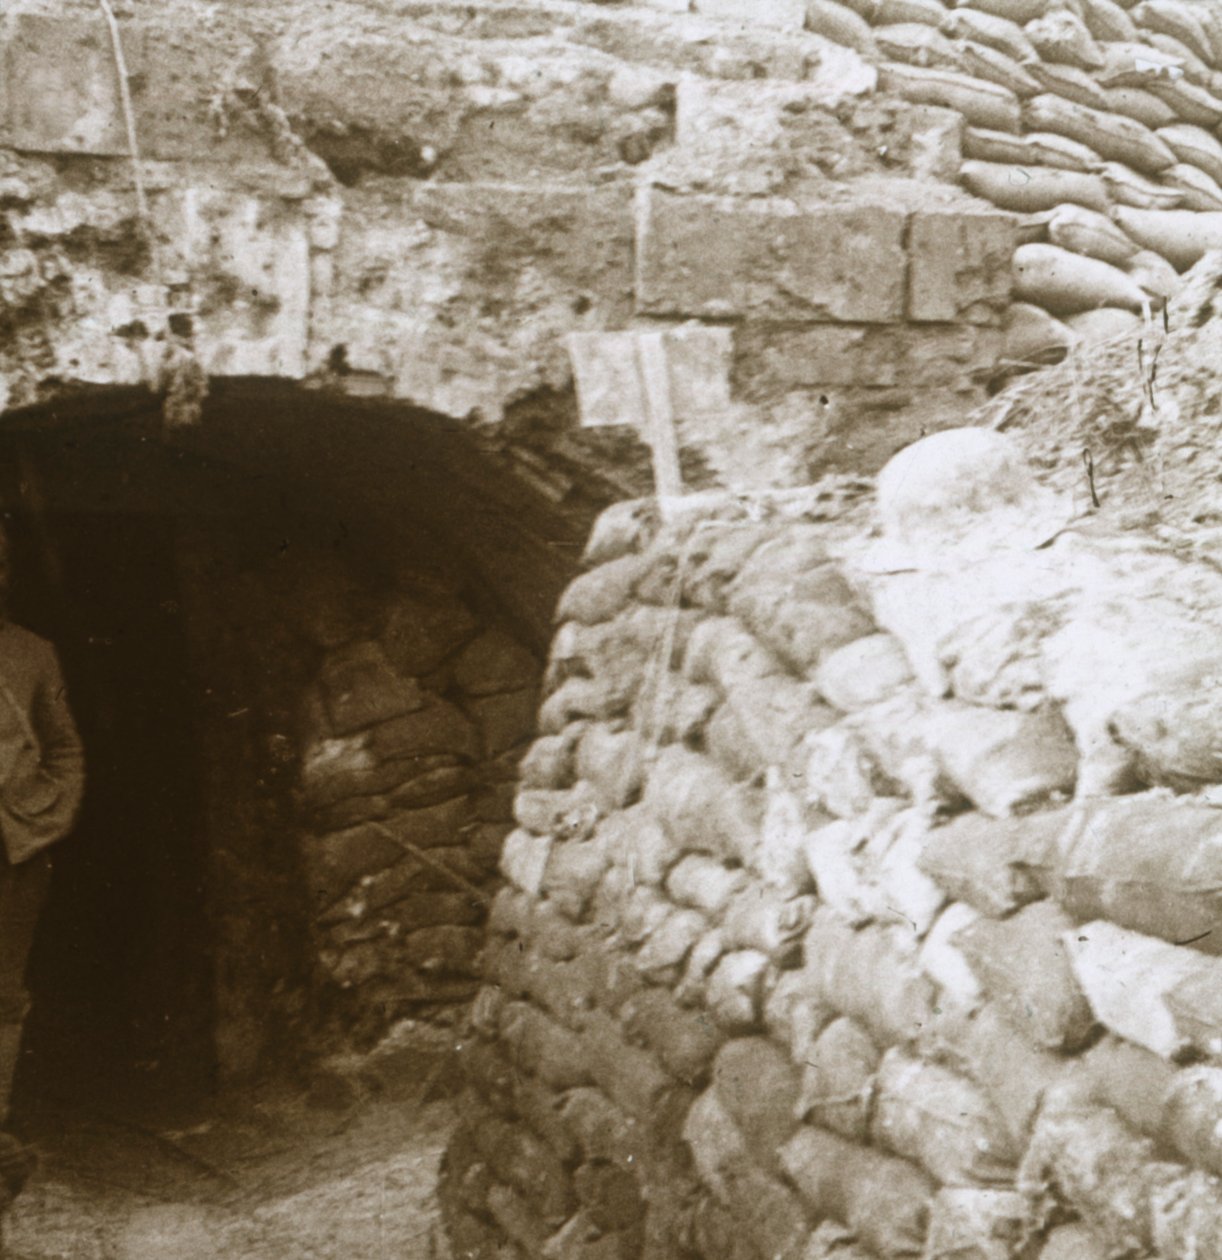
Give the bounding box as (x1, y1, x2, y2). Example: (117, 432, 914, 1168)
(443, 414, 1222, 1259)
(296, 587, 539, 1039)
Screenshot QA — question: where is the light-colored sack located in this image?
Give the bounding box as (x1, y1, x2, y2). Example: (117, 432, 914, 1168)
(1025, 61, 1110, 108)
(941, 7, 1038, 60)
(879, 62, 1022, 131)
(953, 39, 1043, 97)
(1158, 122, 1222, 185)
(1113, 205, 1222, 269)
(1025, 10, 1106, 69)
(961, 128, 1102, 174)
(961, 159, 1111, 212)
(1163, 162, 1222, 211)
(1079, 0, 1138, 42)
(1125, 247, 1181, 300)
(1064, 306, 1144, 344)
(1024, 93, 1177, 173)
(1002, 301, 1076, 366)
(1147, 74, 1222, 127)
(1196, 3, 1222, 64)
(1098, 40, 1186, 90)
(1105, 85, 1179, 128)
(1047, 202, 1140, 263)
(876, 0, 949, 23)
(805, 0, 879, 55)
(874, 22, 963, 68)
(1133, 1, 1214, 65)
(1102, 159, 1186, 207)
(1013, 241, 1150, 312)
(956, 0, 1047, 19)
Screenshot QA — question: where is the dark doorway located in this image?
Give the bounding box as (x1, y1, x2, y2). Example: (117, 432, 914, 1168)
(0, 434, 215, 1115)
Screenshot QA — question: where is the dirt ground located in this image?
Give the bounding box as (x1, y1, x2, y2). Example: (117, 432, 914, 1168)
(1, 1026, 457, 1260)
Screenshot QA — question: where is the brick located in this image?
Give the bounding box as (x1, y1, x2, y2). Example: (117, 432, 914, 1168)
(908, 209, 1017, 324)
(635, 187, 907, 322)
(955, 900, 1096, 1051)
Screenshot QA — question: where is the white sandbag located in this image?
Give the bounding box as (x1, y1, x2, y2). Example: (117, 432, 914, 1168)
(1105, 86, 1179, 128)
(1013, 242, 1150, 312)
(1098, 40, 1187, 89)
(1002, 301, 1075, 366)
(1157, 123, 1222, 185)
(1025, 10, 1106, 68)
(1064, 307, 1144, 344)
(1197, 5, 1222, 64)
(1079, 0, 1139, 42)
(957, 0, 1047, 21)
(1125, 248, 1181, 300)
(879, 62, 1022, 131)
(953, 40, 1043, 97)
(1014, 209, 1056, 244)
(962, 127, 1104, 172)
(941, 7, 1038, 60)
(1047, 203, 1140, 263)
(1147, 75, 1222, 127)
(805, 0, 879, 55)
(874, 22, 962, 67)
(1025, 62, 1111, 109)
(1024, 94, 1177, 173)
(1113, 205, 1222, 269)
(1102, 159, 1186, 207)
(1133, 0, 1214, 63)
(960, 159, 1111, 212)
(875, 0, 949, 24)
(1142, 34, 1212, 88)
(1163, 162, 1222, 210)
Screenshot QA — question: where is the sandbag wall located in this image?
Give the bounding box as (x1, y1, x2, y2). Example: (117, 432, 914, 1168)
(443, 463, 1222, 1260)
(294, 571, 540, 1045)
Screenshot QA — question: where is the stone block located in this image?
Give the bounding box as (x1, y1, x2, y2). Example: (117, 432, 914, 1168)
(735, 325, 1003, 396)
(693, 0, 806, 27)
(907, 209, 1017, 324)
(635, 187, 907, 322)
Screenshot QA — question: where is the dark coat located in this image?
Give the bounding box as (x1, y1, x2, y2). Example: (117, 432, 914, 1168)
(0, 622, 84, 865)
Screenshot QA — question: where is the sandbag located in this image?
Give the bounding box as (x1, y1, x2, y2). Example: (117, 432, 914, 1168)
(1113, 205, 1222, 268)
(1025, 10, 1106, 68)
(1065, 306, 1144, 343)
(666, 852, 748, 915)
(1162, 1066, 1222, 1177)
(1158, 122, 1222, 185)
(1133, 0, 1213, 59)
(805, 0, 879, 55)
(1001, 301, 1076, 367)
(955, 900, 1097, 1050)
(1105, 85, 1179, 128)
(872, 1049, 1018, 1185)
(875, 22, 963, 67)
(1164, 162, 1222, 210)
(1024, 94, 1177, 173)
(876, 0, 949, 23)
(815, 633, 914, 712)
(960, 160, 1111, 212)
(632, 906, 706, 979)
(712, 1038, 801, 1167)
(962, 127, 1104, 172)
(1098, 39, 1187, 89)
(555, 554, 651, 626)
(1025, 61, 1111, 109)
(1013, 241, 1150, 312)
(1079, 0, 1139, 41)
(1102, 159, 1186, 207)
(953, 40, 1044, 98)
(941, 6, 1038, 60)
(1048, 202, 1140, 262)
(721, 889, 814, 960)
(796, 1016, 880, 1140)
(1147, 74, 1222, 127)
(879, 62, 1023, 131)
(779, 1127, 935, 1259)
(955, 0, 1047, 20)
(621, 986, 725, 1086)
(704, 950, 769, 1031)
(1077, 1035, 1176, 1134)
(1125, 247, 1182, 300)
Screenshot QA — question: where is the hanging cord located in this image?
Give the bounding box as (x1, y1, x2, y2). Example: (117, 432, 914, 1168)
(97, 0, 149, 224)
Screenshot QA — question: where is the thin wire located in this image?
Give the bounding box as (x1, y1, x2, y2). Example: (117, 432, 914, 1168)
(97, 0, 149, 223)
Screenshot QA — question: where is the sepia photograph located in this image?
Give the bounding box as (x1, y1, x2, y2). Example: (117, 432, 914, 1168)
(1, 0, 1221, 1256)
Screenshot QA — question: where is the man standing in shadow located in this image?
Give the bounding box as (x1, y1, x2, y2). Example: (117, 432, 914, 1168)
(0, 522, 85, 1206)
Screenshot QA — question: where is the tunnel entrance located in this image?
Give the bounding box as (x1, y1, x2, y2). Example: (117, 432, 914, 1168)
(0, 384, 596, 1131)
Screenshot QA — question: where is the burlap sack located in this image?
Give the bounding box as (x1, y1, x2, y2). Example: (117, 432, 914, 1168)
(1113, 206, 1222, 270)
(796, 1016, 880, 1140)
(806, 0, 879, 56)
(1125, 248, 1182, 301)
(556, 553, 652, 627)
(1023, 95, 1176, 173)
(875, 22, 964, 68)
(1162, 1066, 1222, 1177)
(879, 63, 1023, 131)
(1158, 121, 1222, 184)
(1164, 162, 1222, 211)
(1078, 1035, 1176, 1135)
(1026, 10, 1106, 69)
(1064, 307, 1143, 344)
(721, 889, 815, 960)
(1013, 242, 1150, 313)
(1102, 160, 1186, 209)
(1026, 61, 1111, 109)
(954, 40, 1044, 98)
(1147, 75, 1222, 128)
(1080, 0, 1138, 42)
(1133, 0, 1214, 62)
(712, 1037, 802, 1167)
(954, 0, 1047, 21)
(620, 986, 726, 1085)
(941, 7, 1038, 61)
(960, 161, 1112, 213)
(667, 853, 749, 915)
(1106, 85, 1178, 128)
(1048, 203, 1140, 263)
(1000, 302, 1076, 368)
